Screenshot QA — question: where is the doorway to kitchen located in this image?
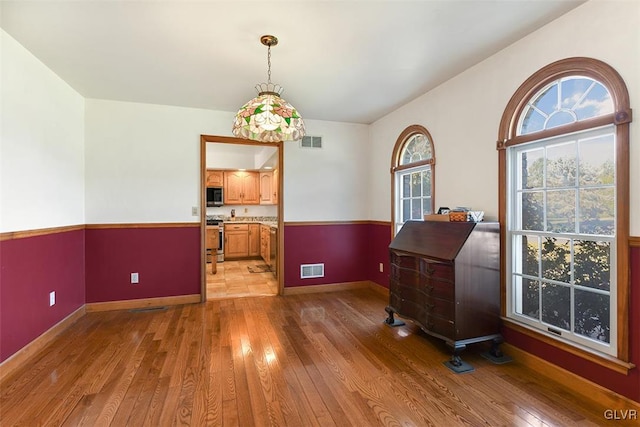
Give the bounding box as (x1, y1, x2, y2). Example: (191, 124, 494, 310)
(200, 135, 283, 301)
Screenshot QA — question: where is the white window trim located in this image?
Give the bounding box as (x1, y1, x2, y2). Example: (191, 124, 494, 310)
(394, 163, 432, 234)
(505, 125, 617, 356)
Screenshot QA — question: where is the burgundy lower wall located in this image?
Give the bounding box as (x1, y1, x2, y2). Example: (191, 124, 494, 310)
(503, 245, 640, 402)
(283, 222, 392, 288)
(85, 226, 200, 303)
(366, 222, 393, 287)
(284, 223, 368, 287)
(0, 229, 85, 363)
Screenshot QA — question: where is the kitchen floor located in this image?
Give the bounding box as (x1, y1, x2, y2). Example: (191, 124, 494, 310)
(206, 259, 278, 299)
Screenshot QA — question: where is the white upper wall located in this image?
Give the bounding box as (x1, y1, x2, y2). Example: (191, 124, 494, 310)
(84, 99, 233, 223)
(284, 119, 370, 221)
(84, 99, 369, 223)
(368, 0, 640, 234)
(0, 29, 85, 232)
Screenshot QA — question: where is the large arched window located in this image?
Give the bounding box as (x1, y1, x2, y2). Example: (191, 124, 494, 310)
(391, 125, 436, 234)
(498, 58, 632, 367)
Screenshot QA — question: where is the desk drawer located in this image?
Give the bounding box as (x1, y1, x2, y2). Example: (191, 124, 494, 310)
(419, 259, 453, 281)
(391, 252, 418, 270)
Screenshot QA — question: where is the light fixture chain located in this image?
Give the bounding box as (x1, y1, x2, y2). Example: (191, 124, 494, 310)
(267, 44, 272, 84)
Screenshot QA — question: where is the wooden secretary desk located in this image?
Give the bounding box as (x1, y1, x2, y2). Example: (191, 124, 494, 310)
(385, 220, 506, 371)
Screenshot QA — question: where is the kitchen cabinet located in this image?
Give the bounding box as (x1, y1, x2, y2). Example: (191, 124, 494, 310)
(224, 223, 260, 259)
(385, 220, 504, 370)
(272, 168, 279, 205)
(205, 226, 219, 274)
(224, 171, 259, 205)
(248, 223, 260, 257)
(269, 226, 277, 278)
(259, 172, 274, 204)
(206, 170, 224, 187)
(224, 223, 249, 259)
(260, 224, 270, 264)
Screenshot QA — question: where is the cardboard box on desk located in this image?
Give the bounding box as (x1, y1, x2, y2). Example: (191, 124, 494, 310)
(424, 214, 450, 222)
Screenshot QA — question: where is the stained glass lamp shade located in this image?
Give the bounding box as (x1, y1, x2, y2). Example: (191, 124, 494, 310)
(232, 84, 305, 142)
(232, 35, 306, 143)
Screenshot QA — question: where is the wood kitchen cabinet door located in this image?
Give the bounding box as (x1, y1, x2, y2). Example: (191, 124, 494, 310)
(248, 224, 260, 256)
(260, 225, 270, 263)
(224, 171, 244, 204)
(206, 170, 224, 187)
(224, 171, 259, 205)
(242, 172, 259, 204)
(272, 168, 279, 204)
(259, 172, 274, 204)
(225, 230, 249, 259)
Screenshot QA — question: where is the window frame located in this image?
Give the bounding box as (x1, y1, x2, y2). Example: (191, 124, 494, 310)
(497, 57, 632, 369)
(391, 125, 436, 236)
(507, 125, 618, 355)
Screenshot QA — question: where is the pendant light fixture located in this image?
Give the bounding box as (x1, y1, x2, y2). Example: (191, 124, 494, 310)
(232, 35, 306, 143)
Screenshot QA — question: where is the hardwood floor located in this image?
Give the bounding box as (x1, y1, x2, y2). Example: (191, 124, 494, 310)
(206, 258, 278, 299)
(1, 288, 636, 426)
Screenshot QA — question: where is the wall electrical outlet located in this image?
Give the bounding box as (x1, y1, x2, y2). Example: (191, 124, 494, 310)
(379, 263, 384, 273)
(49, 291, 56, 306)
(131, 272, 139, 284)
(191, 206, 198, 216)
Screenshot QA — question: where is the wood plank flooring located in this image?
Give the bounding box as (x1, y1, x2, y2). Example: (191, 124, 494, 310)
(1, 288, 636, 426)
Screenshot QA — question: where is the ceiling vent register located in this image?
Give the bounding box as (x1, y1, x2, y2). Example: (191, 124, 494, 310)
(300, 136, 322, 148)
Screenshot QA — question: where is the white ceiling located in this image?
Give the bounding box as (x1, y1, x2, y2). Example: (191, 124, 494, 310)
(1, 0, 585, 124)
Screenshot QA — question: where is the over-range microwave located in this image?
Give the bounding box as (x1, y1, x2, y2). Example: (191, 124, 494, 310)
(206, 187, 223, 207)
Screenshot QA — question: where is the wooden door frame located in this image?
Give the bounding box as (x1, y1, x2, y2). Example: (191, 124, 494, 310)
(199, 135, 284, 301)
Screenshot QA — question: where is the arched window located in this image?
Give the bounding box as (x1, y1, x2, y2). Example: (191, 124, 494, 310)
(391, 125, 436, 234)
(497, 58, 632, 365)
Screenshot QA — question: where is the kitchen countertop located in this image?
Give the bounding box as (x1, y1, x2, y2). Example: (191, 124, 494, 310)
(207, 216, 278, 229)
(224, 220, 277, 229)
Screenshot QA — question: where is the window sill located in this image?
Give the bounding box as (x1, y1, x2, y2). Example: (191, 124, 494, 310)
(502, 318, 635, 375)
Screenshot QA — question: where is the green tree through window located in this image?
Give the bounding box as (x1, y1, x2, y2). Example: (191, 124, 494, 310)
(499, 58, 632, 361)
